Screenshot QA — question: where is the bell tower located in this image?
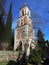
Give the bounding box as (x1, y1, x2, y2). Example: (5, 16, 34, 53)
(14, 3, 35, 56)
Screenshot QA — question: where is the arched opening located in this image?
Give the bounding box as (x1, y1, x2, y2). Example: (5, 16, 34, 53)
(18, 20, 21, 27)
(24, 43, 29, 52)
(24, 16, 28, 25)
(28, 12, 29, 16)
(22, 10, 24, 16)
(19, 41, 22, 51)
(16, 41, 22, 51)
(21, 19, 23, 26)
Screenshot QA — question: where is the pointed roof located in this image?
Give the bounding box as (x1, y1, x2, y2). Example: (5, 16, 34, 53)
(24, 2, 27, 6)
(20, 2, 30, 10)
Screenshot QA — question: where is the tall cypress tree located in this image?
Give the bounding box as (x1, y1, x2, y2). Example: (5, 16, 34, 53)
(37, 29, 44, 43)
(5, 2, 12, 43)
(0, 13, 4, 42)
(0, 0, 6, 50)
(0, 0, 6, 43)
(37, 29, 46, 49)
(37, 29, 46, 59)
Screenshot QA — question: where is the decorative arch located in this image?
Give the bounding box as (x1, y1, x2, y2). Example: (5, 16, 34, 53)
(22, 10, 24, 16)
(24, 16, 28, 25)
(18, 20, 21, 27)
(19, 41, 22, 51)
(28, 11, 29, 16)
(21, 19, 23, 25)
(16, 41, 22, 51)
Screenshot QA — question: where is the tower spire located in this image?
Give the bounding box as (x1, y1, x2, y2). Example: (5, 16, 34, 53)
(24, 0, 26, 6)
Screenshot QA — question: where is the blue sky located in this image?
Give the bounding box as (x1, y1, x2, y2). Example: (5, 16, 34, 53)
(6, 0, 49, 40)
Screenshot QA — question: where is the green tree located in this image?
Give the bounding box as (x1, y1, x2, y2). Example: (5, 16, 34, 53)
(0, 13, 4, 42)
(37, 29, 46, 58)
(29, 29, 46, 65)
(30, 49, 42, 65)
(45, 40, 49, 58)
(0, 0, 6, 14)
(0, 0, 6, 50)
(37, 29, 44, 43)
(0, 1, 14, 50)
(5, 2, 12, 43)
(5, 2, 14, 50)
(0, 0, 6, 43)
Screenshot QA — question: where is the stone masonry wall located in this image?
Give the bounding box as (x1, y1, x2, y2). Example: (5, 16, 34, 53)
(0, 51, 19, 62)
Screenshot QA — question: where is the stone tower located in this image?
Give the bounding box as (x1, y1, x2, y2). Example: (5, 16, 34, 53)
(14, 3, 35, 56)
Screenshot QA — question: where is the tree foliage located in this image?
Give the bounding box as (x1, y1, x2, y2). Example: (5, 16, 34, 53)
(0, 13, 4, 42)
(0, 0, 6, 43)
(37, 29, 46, 57)
(5, 2, 12, 43)
(37, 29, 44, 43)
(0, 1, 14, 50)
(29, 29, 46, 65)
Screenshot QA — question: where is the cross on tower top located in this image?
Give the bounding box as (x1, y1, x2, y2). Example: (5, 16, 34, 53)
(24, 0, 26, 5)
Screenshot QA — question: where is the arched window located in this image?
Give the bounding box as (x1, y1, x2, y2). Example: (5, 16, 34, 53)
(28, 12, 29, 16)
(21, 19, 23, 25)
(19, 41, 22, 51)
(22, 10, 24, 16)
(24, 17, 28, 24)
(21, 22, 23, 25)
(16, 41, 22, 51)
(18, 20, 21, 27)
